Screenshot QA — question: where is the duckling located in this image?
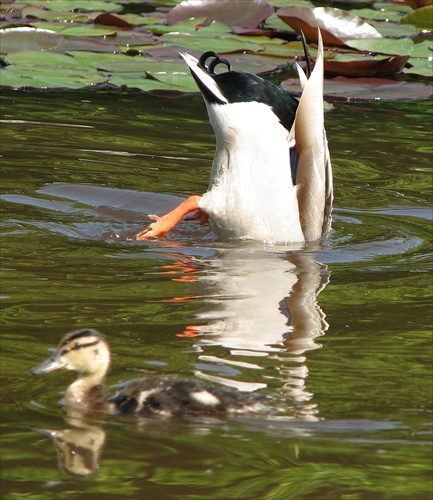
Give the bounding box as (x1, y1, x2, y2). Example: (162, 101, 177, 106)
(135, 30, 332, 244)
(31, 329, 269, 417)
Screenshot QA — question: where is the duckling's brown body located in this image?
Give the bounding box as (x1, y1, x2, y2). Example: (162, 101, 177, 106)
(109, 377, 267, 417)
(31, 329, 268, 417)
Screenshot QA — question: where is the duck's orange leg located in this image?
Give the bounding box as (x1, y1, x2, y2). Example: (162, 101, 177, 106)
(134, 195, 202, 240)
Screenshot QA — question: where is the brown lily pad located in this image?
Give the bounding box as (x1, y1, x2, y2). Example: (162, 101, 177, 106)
(282, 75, 433, 102)
(324, 54, 410, 76)
(93, 13, 135, 29)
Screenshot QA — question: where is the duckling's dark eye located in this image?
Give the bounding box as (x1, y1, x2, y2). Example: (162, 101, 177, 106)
(198, 51, 231, 75)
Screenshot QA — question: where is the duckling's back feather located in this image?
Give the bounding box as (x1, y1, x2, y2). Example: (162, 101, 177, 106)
(109, 377, 268, 417)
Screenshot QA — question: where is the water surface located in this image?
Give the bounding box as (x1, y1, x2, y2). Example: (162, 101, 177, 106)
(1, 91, 432, 499)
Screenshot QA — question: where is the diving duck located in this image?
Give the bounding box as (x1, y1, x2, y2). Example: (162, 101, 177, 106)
(135, 30, 332, 244)
(31, 328, 268, 417)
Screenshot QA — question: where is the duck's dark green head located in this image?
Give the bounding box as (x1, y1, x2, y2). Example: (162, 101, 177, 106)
(181, 50, 299, 133)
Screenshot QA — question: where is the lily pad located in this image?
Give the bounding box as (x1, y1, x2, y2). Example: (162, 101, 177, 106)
(324, 53, 410, 75)
(0, 63, 104, 90)
(404, 57, 433, 79)
(400, 5, 433, 29)
(345, 37, 414, 56)
(0, 27, 64, 53)
(31, 0, 121, 12)
(6, 50, 86, 69)
(282, 75, 433, 101)
(1, 0, 431, 94)
(160, 32, 265, 54)
(59, 37, 121, 53)
(55, 26, 117, 37)
(166, 0, 274, 28)
(277, 6, 382, 46)
(93, 12, 135, 28)
(368, 20, 419, 38)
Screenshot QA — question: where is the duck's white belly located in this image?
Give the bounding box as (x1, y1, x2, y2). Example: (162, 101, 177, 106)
(199, 101, 305, 244)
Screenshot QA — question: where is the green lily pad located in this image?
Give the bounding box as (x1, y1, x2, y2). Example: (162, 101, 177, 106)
(411, 40, 433, 58)
(349, 7, 406, 22)
(260, 40, 317, 59)
(143, 70, 200, 92)
(404, 57, 433, 79)
(345, 37, 414, 55)
(70, 51, 147, 72)
(400, 5, 433, 29)
(368, 20, 419, 37)
(6, 50, 85, 68)
(1, 64, 103, 89)
(57, 26, 117, 37)
(33, 0, 121, 12)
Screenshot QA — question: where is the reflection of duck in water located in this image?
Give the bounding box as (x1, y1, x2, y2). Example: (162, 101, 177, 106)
(135, 30, 332, 244)
(31, 329, 269, 417)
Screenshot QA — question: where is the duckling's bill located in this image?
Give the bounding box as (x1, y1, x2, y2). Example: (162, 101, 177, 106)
(31, 352, 66, 375)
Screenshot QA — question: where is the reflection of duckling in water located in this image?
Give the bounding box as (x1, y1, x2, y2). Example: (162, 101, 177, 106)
(31, 329, 269, 417)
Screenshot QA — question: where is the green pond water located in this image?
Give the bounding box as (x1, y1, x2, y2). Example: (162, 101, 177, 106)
(1, 90, 432, 499)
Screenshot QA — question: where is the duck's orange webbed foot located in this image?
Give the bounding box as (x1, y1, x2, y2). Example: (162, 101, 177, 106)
(134, 195, 202, 240)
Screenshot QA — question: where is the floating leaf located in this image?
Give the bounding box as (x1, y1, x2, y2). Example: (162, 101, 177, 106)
(282, 75, 433, 101)
(1, 0, 431, 94)
(0, 27, 64, 54)
(59, 37, 121, 53)
(368, 19, 419, 37)
(324, 54, 410, 75)
(404, 57, 433, 79)
(56, 26, 117, 37)
(6, 50, 86, 68)
(93, 13, 135, 28)
(345, 37, 414, 55)
(400, 5, 433, 29)
(166, 0, 274, 28)
(404, 0, 432, 9)
(0, 63, 104, 90)
(32, 0, 121, 12)
(112, 30, 158, 47)
(277, 6, 382, 46)
(21, 4, 50, 21)
(160, 32, 265, 54)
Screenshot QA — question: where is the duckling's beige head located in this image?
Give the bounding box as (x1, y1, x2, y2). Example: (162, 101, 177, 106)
(31, 329, 111, 379)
